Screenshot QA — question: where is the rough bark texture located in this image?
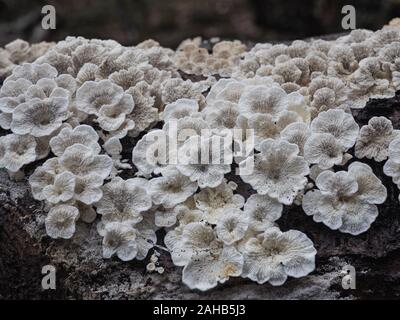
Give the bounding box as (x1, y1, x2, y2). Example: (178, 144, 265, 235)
(1, 92, 400, 300)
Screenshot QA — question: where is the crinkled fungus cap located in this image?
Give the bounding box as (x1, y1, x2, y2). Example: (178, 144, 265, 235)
(2, 27, 400, 291)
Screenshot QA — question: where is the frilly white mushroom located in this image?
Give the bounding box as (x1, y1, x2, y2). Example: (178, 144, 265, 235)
(148, 168, 198, 208)
(163, 115, 209, 147)
(73, 174, 104, 205)
(355, 116, 400, 162)
(193, 179, 244, 224)
(42, 171, 75, 204)
(0, 78, 31, 129)
(206, 78, 245, 105)
(131, 129, 169, 175)
(237, 85, 286, 117)
(11, 95, 69, 137)
(215, 208, 248, 245)
(327, 45, 358, 77)
(152, 205, 180, 228)
(25, 78, 70, 102)
(176, 134, 232, 188)
(164, 206, 206, 252)
(161, 78, 205, 107)
(55, 74, 77, 97)
(0, 39, 54, 77)
(109, 66, 145, 90)
(272, 59, 302, 84)
(131, 218, 157, 260)
(243, 194, 283, 232)
(0, 133, 37, 172)
(240, 139, 309, 205)
(248, 111, 302, 150)
(59, 144, 113, 179)
(125, 82, 158, 137)
(5, 62, 58, 84)
(304, 133, 344, 169)
(168, 221, 219, 267)
(347, 57, 394, 109)
(29, 166, 55, 201)
(383, 138, 400, 187)
(75, 62, 98, 84)
(76, 79, 134, 131)
(167, 221, 243, 291)
(95, 177, 152, 225)
(240, 227, 316, 285)
(303, 162, 387, 235)
(175, 38, 245, 77)
(203, 100, 240, 131)
(182, 244, 243, 291)
(280, 122, 311, 156)
(372, 28, 400, 48)
(101, 222, 139, 261)
(310, 109, 359, 150)
(3, 29, 400, 291)
(49, 124, 100, 156)
(45, 204, 79, 239)
(163, 98, 200, 122)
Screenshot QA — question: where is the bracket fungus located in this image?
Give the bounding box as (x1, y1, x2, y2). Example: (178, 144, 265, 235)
(303, 162, 387, 235)
(1, 24, 400, 292)
(241, 227, 316, 286)
(240, 139, 309, 205)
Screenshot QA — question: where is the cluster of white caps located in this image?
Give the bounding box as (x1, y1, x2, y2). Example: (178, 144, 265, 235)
(1, 22, 400, 291)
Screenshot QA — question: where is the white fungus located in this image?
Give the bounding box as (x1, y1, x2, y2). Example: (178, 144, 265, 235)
(162, 98, 200, 122)
(304, 133, 344, 169)
(148, 168, 198, 208)
(241, 227, 316, 285)
(76, 79, 134, 131)
(355, 116, 400, 161)
(45, 204, 79, 239)
(177, 135, 232, 188)
(95, 177, 152, 225)
(11, 96, 69, 137)
(168, 221, 243, 291)
(280, 122, 311, 156)
(383, 138, 400, 188)
(240, 139, 309, 205)
(194, 180, 245, 224)
(0, 133, 37, 172)
(101, 222, 139, 261)
(182, 244, 243, 291)
(0, 78, 31, 129)
(49, 124, 100, 156)
(59, 144, 113, 179)
(303, 162, 387, 235)
(42, 171, 75, 204)
(310, 109, 359, 150)
(73, 174, 104, 205)
(215, 208, 248, 245)
(131, 129, 169, 175)
(243, 194, 283, 232)
(2, 28, 400, 291)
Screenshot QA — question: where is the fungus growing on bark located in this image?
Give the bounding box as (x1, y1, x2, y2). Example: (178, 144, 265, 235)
(355, 116, 400, 161)
(240, 139, 309, 205)
(3, 28, 400, 292)
(45, 204, 79, 239)
(241, 227, 316, 285)
(303, 162, 387, 235)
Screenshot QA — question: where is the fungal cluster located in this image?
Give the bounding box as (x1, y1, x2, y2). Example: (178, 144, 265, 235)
(1, 22, 400, 291)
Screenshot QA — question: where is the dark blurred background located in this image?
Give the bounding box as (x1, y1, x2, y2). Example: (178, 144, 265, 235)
(1, 0, 400, 48)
